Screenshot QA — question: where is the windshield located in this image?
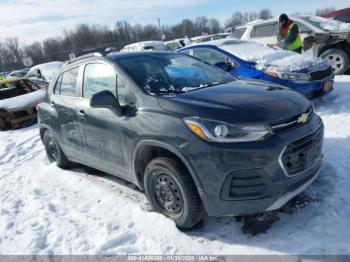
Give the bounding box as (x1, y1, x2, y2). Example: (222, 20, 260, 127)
(113, 53, 234, 94)
(302, 16, 350, 32)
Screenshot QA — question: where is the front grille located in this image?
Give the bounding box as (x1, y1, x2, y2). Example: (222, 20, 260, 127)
(309, 67, 333, 81)
(226, 169, 267, 199)
(281, 125, 323, 176)
(271, 106, 313, 133)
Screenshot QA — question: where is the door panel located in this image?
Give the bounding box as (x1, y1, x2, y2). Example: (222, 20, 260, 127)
(50, 66, 85, 161)
(76, 63, 131, 178)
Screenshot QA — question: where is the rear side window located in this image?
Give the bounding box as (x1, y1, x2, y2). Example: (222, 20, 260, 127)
(192, 48, 227, 65)
(231, 28, 246, 39)
(83, 63, 116, 99)
(336, 13, 350, 23)
(251, 23, 277, 38)
(296, 22, 312, 33)
(59, 67, 79, 97)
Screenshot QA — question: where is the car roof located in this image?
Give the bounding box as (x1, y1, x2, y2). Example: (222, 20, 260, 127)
(183, 38, 248, 48)
(107, 51, 179, 60)
(324, 8, 350, 18)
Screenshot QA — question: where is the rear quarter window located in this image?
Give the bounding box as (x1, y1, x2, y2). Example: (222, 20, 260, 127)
(251, 23, 278, 38)
(231, 27, 246, 39)
(59, 67, 79, 97)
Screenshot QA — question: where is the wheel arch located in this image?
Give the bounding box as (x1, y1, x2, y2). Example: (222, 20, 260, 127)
(318, 40, 350, 58)
(132, 140, 205, 196)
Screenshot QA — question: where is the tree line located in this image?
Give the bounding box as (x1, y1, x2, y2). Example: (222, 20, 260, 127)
(0, 7, 335, 72)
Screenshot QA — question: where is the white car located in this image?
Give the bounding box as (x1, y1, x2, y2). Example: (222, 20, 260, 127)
(120, 41, 168, 52)
(191, 33, 230, 44)
(231, 16, 350, 74)
(26, 61, 63, 89)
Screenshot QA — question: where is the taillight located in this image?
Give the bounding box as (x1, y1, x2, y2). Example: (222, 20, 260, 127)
(36, 104, 40, 111)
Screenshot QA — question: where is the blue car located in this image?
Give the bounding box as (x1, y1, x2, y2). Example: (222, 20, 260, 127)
(178, 39, 334, 98)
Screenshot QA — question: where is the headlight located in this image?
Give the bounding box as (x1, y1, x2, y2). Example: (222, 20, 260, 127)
(184, 117, 272, 143)
(280, 72, 310, 81)
(264, 70, 310, 81)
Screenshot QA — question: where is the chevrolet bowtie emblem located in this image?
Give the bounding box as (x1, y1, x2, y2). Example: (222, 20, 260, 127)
(298, 113, 309, 124)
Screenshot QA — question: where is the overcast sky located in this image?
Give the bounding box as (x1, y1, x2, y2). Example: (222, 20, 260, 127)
(0, 0, 349, 45)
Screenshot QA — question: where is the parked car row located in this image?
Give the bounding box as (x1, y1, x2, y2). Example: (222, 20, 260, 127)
(3, 15, 341, 229)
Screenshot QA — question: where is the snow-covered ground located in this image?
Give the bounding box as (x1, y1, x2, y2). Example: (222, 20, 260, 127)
(1, 76, 350, 255)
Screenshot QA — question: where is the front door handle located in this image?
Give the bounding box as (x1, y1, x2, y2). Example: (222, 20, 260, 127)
(78, 110, 87, 118)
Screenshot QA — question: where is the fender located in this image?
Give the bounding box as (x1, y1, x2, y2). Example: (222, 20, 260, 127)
(318, 38, 348, 56)
(132, 139, 205, 197)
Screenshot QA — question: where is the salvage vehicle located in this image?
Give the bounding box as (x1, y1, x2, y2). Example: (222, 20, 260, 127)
(38, 52, 324, 230)
(179, 38, 334, 98)
(26, 61, 63, 89)
(165, 38, 192, 51)
(231, 16, 350, 75)
(0, 77, 45, 130)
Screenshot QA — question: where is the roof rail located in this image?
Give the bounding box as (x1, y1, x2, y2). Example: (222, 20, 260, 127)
(66, 52, 103, 64)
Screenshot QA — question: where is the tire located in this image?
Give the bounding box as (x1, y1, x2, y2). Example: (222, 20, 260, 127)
(144, 157, 203, 230)
(320, 48, 349, 75)
(43, 130, 71, 169)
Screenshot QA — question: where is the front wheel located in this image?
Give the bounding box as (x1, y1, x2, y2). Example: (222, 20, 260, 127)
(144, 157, 203, 230)
(320, 48, 349, 75)
(43, 130, 71, 169)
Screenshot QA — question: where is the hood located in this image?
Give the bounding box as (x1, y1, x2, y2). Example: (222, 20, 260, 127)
(220, 41, 329, 73)
(157, 80, 310, 124)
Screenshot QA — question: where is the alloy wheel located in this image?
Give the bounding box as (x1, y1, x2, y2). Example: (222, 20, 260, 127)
(325, 54, 345, 75)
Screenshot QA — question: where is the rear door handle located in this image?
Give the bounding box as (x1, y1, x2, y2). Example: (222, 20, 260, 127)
(78, 110, 87, 118)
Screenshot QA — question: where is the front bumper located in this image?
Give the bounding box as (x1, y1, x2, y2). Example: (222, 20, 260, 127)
(181, 114, 324, 217)
(262, 75, 334, 98)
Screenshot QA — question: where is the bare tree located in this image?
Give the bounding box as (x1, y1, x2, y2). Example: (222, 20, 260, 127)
(259, 9, 273, 20)
(315, 7, 335, 16)
(225, 12, 244, 28)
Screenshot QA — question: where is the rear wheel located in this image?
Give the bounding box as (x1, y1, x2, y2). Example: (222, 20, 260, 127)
(320, 48, 349, 75)
(144, 157, 203, 230)
(43, 130, 71, 169)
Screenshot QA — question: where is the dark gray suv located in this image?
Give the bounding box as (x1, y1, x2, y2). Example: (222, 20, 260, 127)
(38, 52, 324, 230)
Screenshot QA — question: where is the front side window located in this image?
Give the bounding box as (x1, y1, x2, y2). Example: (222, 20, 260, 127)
(59, 67, 79, 97)
(113, 53, 234, 94)
(83, 64, 116, 99)
(251, 23, 276, 38)
(192, 48, 227, 65)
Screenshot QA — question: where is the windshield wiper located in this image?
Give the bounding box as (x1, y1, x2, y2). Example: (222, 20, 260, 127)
(208, 81, 232, 87)
(151, 89, 186, 95)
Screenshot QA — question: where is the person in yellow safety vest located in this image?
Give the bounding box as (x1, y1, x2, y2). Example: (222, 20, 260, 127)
(277, 14, 303, 54)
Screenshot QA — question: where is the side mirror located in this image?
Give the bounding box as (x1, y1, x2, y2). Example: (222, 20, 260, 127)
(214, 61, 234, 72)
(90, 90, 123, 116)
(36, 69, 44, 79)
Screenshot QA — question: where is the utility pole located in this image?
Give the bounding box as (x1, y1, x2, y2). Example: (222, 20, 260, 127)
(158, 18, 162, 40)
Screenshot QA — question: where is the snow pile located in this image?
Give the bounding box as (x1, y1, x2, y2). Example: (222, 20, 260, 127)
(308, 16, 350, 31)
(0, 76, 350, 255)
(0, 90, 45, 111)
(220, 40, 327, 71)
